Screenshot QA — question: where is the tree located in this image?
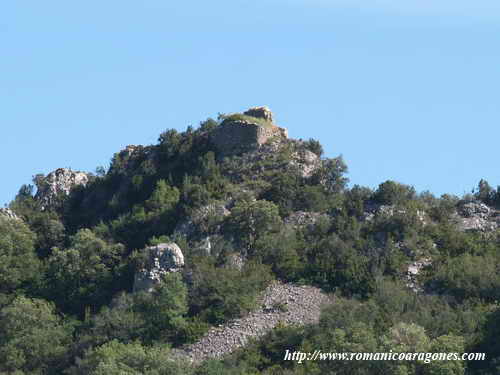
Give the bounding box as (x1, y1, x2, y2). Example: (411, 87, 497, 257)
(475, 179, 494, 205)
(310, 156, 348, 193)
(42, 229, 125, 316)
(145, 179, 179, 213)
(373, 180, 416, 206)
(68, 340, 190, 375)
(225, 199, 282, 255)
(0, 296, 73, 374)
(422, 335, 465, 375)
(0, 217, 40, 296)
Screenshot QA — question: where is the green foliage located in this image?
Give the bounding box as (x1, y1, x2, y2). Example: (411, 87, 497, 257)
(373, 180, 417, 206)
(145, 179, 180, 213)
(309, 156, 348, 193)
(423, 335, 466, 375)
(78, 273, 189, 350)
(0, 296, 73, 374)
(225, 199, 282, 255)
(305, 233, 374, 295)
(430, 253, 500, 302)
(188, 257, 273, 324)
(68, 340, 190, 375)
(0, 218, 40, 296)
(220, 113, 274, 128)
(41, 229, 126, 316)
(302, 138, 323, 157)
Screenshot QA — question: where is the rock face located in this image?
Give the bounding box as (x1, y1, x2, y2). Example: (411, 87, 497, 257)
(290, 148, 322, 178)
(406, 258, 432, 293)
(0, 208, 20, 221)
(362, 203, 427, 225)
(34, 168, 89, 209)
(212, 107, 288, 156)
(454, 201, 499, 232)
(133, 243, 185, 293)
(174, 203, 231, 239)
(173, 281, 332, 363)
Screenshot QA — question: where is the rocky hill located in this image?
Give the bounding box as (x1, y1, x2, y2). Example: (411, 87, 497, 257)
(2, 106, 500, 374)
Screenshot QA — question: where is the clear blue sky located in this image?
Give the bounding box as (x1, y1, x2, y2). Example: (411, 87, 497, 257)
(2, 1, 499, 206)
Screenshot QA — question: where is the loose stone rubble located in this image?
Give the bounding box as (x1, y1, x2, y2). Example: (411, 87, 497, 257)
(173, 281, 332, 363)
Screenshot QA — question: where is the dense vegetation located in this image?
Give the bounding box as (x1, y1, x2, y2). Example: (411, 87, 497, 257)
(1, 115, 500, 374)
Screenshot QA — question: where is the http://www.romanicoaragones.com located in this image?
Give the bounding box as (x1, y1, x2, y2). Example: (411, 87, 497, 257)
(283, 350, 486, 364)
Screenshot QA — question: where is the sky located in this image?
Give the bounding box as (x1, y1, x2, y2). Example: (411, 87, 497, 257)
(1, 1, 499, 206)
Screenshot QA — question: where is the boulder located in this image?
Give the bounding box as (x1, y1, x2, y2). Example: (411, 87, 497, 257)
(133, 243, 185, 293)
(34, 168, 88, 209)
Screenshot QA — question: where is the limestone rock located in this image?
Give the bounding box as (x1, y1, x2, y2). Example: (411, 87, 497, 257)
(194, 236, 212, 256)
(362, 202, 427, 225)
(0, 208, 20, 221)
(290, 148, 322, 178)
(223, 253, 246, 271)
(454, 201, 498, 232)
(284, 211, 329, 228)
(174, 203, 231, 238)
(34, 168, 88, 209)
(406, 258, 432, 293)
(133, 243, 185, 293)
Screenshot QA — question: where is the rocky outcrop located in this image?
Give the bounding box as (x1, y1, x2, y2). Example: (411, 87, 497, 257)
(362, 202, 427, 225)
(173, 281, 332, 363)
(406, 258, 432, 293)
(34, 168, 89, 209)
(174, 203, 231, 239)
(284, 211, 329, 229)
(0, 208, 20, 221)
(223, 253, 246, 271)
(133, 243, 185, 293)
(212, 107, 288, 156)
(290, 148, 322, 178)
(454, 201, 499, 232)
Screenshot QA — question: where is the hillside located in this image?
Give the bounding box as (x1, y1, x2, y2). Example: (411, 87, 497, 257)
(1, 106, 500, 374)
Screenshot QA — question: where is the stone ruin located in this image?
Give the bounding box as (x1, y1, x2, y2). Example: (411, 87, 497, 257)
(243, 106, 274, 122)
(34, 168, 89, 210)
(133, 242, 185, 293)
(211, 106, 288, 156)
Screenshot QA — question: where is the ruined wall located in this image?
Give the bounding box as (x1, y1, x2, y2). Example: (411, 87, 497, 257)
(212, 120, 287, 156)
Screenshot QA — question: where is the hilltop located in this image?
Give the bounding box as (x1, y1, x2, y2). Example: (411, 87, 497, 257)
(1, 107, 500, 374)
